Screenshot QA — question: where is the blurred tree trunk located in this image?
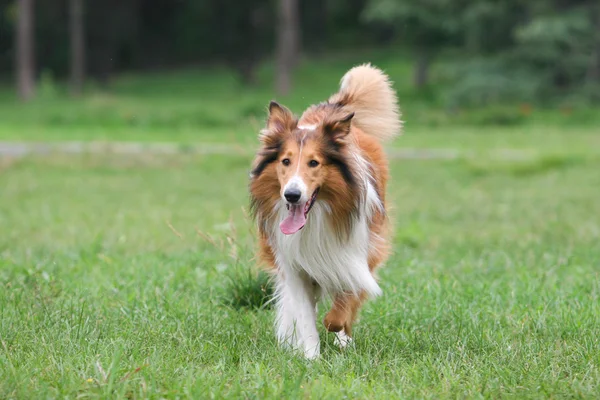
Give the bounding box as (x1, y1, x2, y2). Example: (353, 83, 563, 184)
(237, 59, 259, 86)
(413, 49, 430, 89)
(87, 0, 140, 88)
(231, 5, 268, 86)
(276, 0, 300, 96)
(16, 0, 35, 101)
(588, 8, 600, 83)
(69, 0, 85, 96)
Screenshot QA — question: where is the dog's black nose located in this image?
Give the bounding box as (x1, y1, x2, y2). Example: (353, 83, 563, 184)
(284, 189, 302, 204)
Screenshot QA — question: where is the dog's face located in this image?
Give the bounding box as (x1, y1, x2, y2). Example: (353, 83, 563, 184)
(250, 102, 357, 235)
(275, 136, 324, 234)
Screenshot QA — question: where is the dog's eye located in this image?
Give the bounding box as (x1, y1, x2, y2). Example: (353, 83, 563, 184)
(282, 158, 291, 166)
(308, 160, 319, 168)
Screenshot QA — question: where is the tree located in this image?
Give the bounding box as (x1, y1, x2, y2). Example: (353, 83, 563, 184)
(16, 0, 35, 101)
(215, 0, 273, 86)
(87, 0, 140, 87)
(436, 0, 600, 106)
(512, 1, 598, 98)
(586, 4, 600, 84)
(69, 0, 85, 96)
(363, 0, 462, 88)
(276, 0, 300, 96)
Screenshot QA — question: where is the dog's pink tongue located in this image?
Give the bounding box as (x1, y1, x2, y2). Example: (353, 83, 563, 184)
(280, 204, 306, 235)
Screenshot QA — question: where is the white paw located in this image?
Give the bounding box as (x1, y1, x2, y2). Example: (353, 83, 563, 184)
(304, 343, 321, 359)
(334, 330, 353, 349)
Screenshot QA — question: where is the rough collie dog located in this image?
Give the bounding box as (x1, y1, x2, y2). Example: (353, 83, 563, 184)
(249, 64, 401, 358)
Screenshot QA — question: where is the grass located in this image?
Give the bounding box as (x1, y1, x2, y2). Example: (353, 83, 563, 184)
(1, 144, 599, 398)
(1, 52, 600, 148)
(1, 54, 599, 398)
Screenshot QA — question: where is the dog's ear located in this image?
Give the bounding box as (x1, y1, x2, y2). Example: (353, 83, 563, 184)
(259, 101, 296, 146)
(323, 112, 354, 144)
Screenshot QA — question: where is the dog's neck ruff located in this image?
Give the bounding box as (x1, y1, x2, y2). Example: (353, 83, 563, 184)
(267, 163, 383, 298)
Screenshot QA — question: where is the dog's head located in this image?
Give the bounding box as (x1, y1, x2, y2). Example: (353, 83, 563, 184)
(250, 101, 359, 235)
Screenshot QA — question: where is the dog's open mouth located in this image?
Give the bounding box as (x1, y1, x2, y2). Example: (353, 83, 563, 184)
(280, 188, 319, 235)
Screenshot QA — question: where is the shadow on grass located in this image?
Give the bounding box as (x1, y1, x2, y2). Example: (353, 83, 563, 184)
(221, 266, 274, 310)
(197, 220, 275, 311)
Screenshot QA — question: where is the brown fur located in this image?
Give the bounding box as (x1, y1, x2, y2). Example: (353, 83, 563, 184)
(250, 64, 401, 342)
(323, 291, 368, 335)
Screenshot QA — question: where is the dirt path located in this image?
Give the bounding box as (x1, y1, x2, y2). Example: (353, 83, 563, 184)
(0, 141, 536, 160)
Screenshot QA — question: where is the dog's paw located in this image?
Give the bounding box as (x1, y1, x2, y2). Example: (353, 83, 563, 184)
(304, 344, 321, 360)
(334, 330, 353, 349)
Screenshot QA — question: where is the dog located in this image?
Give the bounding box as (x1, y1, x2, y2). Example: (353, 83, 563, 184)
(249, 64, 401, 358)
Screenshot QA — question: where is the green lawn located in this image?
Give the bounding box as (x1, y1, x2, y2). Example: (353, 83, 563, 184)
(1, 56, 600, 398)
(1, 54, 599, 148)
(1, 136, 599, 397)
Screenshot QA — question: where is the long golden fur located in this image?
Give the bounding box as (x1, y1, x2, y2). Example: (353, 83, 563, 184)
(249, 64, 401, 358)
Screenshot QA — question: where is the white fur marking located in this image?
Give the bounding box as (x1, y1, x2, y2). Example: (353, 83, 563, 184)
(275, 266, 321, 359)
(282, 132, 310, 202)
(366, 181, 383, 215)
(340, 73, 350, 91)
(295, 135, 305, 175)
(271, 201, 382, 298)
(353, 153, 383, 218)
(298, 124, 317, 130)
(334, 330, 353, 349)
(283, 176, 308, 203)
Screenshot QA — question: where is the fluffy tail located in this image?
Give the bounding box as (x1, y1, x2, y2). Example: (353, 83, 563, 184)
(329, 63, 401, 141)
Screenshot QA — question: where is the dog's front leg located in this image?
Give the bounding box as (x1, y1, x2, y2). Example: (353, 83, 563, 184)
(275, 267, 320, 359)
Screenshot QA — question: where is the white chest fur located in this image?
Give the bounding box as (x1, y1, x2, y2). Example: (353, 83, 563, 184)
(269, 192, 382, 298)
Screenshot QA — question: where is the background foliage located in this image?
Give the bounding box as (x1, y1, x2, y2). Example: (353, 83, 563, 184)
(2, 0, 600, 106)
